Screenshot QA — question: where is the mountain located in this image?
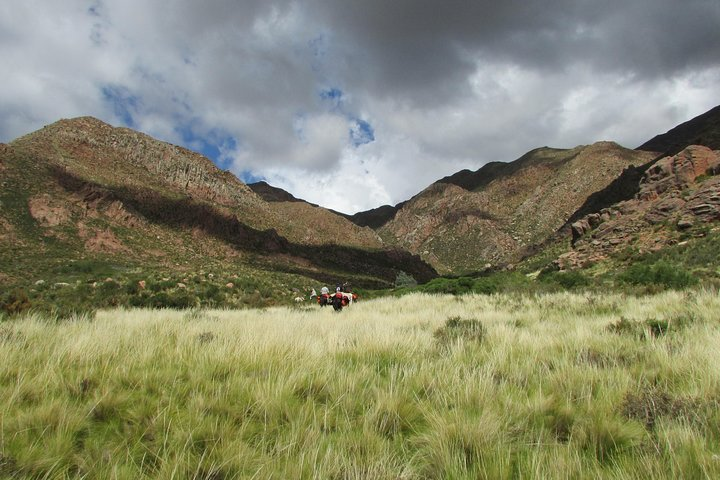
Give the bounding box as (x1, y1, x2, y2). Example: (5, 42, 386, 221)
(249, 181, 307, 204)
(637, 105, 720, 155)
(0, 117, 436, 300)
(374, 142, 657, 274)
(343, 203, 406, 229)
(4, 104, 720, 312)
(337, 104, 720, 275)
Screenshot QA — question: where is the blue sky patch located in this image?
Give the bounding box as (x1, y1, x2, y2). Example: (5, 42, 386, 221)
(320, 87, 343, 101)
(174, 122, 237, 169)
(319, 87, 375, 147)
(239, 170, 266, 184)
(319, 87, 343, 111)
(350, 118, 375, 147)
(101, 85, 140, 128)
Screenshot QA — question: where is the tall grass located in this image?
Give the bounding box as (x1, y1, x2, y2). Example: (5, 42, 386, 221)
(1, 291, 719, 478)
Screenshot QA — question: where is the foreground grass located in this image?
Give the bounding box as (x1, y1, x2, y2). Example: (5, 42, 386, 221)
(1, 291, 719, 479)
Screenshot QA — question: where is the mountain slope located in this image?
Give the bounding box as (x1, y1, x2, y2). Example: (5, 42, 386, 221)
(377, 142, 657, 274)
(0, 117, 436, 296)
(556, 145, 720, 270)
(13, 117, 382, 249)
(637, 105, 720, 155)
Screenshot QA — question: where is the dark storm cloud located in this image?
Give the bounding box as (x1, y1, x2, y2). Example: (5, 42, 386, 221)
(311, 0, 720, 98)
(1, 0, 718, 213)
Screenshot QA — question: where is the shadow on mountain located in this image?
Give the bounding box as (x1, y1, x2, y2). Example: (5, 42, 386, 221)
(438, 147, 581, 192)
(562, 159, 657, 231)
(637, 105, 720, 155)
(52, 167, 437, 287)
(343, 203, 407, 229)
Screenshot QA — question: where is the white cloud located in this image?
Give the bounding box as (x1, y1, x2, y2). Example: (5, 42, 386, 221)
(1, 0, 719, 213)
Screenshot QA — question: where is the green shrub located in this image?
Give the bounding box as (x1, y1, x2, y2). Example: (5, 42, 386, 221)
(645, 314, 694, 338)
(535, 397, 576, 443)
(540, 270, 591, 290)
(421, 277, 477, 295)
(421, 278, 457, 294)
(56, 259, 116, 277)
(579, 417, 646, 463)
(619, 261, 697, 289)
(200, 284, 223, 306)
(434, 316, 486, 347)
(1, 289, 32, 316)
(370, 394, 422, 439)
(149, 291, 197, 309)
(473, 272, 534, 295)
(472, 276, 501, 294)
(394, 271, 418, 288)
(149, 279, 176, 292)
(124, 281, 140, 295)
(646, 318, 670, 338)
(606, 317, 642, 337)
(97, 279, 121, 294)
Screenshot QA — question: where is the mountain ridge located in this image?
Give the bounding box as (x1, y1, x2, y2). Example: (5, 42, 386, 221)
(2, 104, 720, 307)
(373, 141, 657, 273)
(637, 105, 720, 155)
(0, 117, 437, 295)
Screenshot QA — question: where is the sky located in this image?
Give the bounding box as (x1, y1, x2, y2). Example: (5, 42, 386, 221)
(2, 1, 719, 214)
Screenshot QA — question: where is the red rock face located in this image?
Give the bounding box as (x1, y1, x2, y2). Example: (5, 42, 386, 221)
(28, 194, 71, 227)
(557, 146, 720, 270)
(639, 145, 720, 200)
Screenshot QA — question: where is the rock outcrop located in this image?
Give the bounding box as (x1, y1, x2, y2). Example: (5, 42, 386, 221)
(557, 145, 720, 270)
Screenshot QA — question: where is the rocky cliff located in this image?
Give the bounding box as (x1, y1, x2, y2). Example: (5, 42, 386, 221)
(557, 145, 720, 269)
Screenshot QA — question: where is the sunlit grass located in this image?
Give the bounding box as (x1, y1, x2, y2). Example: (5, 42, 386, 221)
(1, 290, 719, 478)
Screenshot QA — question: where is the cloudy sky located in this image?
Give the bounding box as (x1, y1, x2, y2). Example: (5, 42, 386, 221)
(2, 1, 719, 214)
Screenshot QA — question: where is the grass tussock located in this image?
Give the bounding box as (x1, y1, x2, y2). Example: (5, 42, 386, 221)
(1, 290, 719, 478)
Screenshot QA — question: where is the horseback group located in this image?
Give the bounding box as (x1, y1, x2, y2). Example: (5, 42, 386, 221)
(315, 282, 357, 311)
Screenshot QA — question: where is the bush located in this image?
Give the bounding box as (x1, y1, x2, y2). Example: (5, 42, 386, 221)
(606, 317, 642, 337)
(472, 276, 501, 294)
(645, 315, 694, 338)
(475, 272, 540, 295)
(608, 315, 693, 339)
(0, 289, 32, 316)
(540, 270, 591, 290)
(579, 417, 646, 463)
(619, 261, 697, 289)
(149, 291, 198, 309)
(394, 271, 418, 288)
(149, 279, 176, 292)
(200, 284, 223, 306)
(56, 259, 116, 277)
(421, 277, 475, 295)
(434, 316, 486, 348)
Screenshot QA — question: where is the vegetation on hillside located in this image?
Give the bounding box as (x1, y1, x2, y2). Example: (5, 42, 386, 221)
(384, 226, 720, 299)
(4, 225, 720, 318)
(1, 291, 719, 478)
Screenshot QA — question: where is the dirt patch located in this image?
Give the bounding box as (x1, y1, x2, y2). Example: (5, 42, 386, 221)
(78, 223, 130, 254)
(28, 194, 71, 227)
(0, 216, 16, 241)
(622, 388, 708, 430)
(105, 200, 139, 227)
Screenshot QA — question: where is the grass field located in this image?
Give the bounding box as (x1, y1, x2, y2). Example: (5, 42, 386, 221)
(1, 290, 719, 479)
